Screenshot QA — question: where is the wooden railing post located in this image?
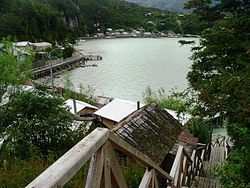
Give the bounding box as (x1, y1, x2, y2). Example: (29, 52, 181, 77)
(26, 128, 174, 188)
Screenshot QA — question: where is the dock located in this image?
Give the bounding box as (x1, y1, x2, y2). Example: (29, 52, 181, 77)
(32, 53, 102, 78)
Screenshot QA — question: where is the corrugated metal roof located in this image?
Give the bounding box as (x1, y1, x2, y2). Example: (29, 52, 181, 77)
(114, 103, 183, 164)
(32, 42, 52, 47)
(164, 109, 192, 125)
(14, 41, 32, 47)
(94, 98, 145, 122)
(64, 99, 98, 114)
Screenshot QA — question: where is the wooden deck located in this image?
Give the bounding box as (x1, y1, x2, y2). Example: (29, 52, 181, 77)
(194, 136, 228, 188)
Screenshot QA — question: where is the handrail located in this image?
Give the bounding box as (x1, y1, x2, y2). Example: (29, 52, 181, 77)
(26, 128, 173, 188)
(26, 128, 110, 188)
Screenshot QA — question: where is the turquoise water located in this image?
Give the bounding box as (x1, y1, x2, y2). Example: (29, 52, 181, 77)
(54, 38, 198, 101)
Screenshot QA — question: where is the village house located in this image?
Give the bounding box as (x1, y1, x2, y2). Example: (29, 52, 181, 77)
(32, 42, 52, 52)
(94, 98, 145, 129)
(13, 41, 32, 55)
(64, 99, 98, 117)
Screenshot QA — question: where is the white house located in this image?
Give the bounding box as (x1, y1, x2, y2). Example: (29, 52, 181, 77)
(94, 98, 145, 129)
(64, 99, 98, 116)
(32, 42, 52, 51)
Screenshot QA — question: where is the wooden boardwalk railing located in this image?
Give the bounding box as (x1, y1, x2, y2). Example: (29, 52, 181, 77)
(26, 128, 173, 188)
(194, 135, 230, 188)
(26, 128, 229, 188)
(168, 143, 207, 187)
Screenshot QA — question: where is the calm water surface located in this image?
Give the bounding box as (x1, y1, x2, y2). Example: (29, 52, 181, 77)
(54, 38, 197, 101)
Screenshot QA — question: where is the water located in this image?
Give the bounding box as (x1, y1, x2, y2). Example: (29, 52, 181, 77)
(54, 38, 197, 101)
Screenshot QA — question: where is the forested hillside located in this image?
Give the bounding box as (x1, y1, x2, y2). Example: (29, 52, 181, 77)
(0, 0, 205, 42)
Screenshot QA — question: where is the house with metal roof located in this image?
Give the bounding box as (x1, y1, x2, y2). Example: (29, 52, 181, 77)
(94, 98, 145, 129)
(64, 99, 98, 116)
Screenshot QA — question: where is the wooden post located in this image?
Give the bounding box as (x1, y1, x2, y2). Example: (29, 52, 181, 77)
(26, 128, 110, 188)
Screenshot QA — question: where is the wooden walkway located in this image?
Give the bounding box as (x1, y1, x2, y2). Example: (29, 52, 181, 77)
(194, 136, 228, 188)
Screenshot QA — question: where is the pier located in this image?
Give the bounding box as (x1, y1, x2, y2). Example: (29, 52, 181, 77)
(32, 53, 102, 79)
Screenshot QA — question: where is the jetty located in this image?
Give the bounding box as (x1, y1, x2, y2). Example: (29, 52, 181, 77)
(32, 53, 102, 78)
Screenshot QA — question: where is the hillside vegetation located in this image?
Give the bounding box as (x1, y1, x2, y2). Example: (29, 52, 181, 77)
(0, 0, 206, 42)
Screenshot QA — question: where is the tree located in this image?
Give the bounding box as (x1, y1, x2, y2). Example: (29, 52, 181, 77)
(186, 0, 250, 187)
(0, 38, 32, 103)
(0, 90, 86, 158)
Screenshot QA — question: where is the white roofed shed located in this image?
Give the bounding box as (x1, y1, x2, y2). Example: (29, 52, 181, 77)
(94, 98, 145, 128)
(64, 99, 98, 116)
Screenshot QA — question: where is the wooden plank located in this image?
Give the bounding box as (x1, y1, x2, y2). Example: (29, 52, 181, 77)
(151, 169, 155, 188)
(85, 155, 96, 187)
(91, 146, 105, 188)
(109, 149, 128, 188)
(26, 128, 110, 188)
(203, 177, 210, 188)
(139, 169, 153, 188)
(154, 173, 159, 188)
(170, 145, 183, 179)
(104, 142, 111, 188)
(108, 132, 173, 183)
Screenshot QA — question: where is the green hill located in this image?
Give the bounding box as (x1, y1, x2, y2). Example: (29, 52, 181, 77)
(0, 0, 205, 42)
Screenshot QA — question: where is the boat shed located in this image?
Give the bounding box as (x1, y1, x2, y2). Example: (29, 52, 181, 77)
(112, 103, 183, 165)
(94, 98, 145, 129)
(64, 99, 98, 116)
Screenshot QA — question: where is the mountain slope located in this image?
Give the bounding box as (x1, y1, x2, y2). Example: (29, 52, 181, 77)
(125, 0, 188, 12)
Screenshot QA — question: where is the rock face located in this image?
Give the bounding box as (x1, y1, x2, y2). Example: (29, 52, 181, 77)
(125, 0, 188, 12)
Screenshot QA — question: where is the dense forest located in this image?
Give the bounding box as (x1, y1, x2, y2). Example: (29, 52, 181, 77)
(0, 0, 207, 42)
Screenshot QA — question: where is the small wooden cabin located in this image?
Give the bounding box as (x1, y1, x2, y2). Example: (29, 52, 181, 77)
(64, 99, 98, 117)
(94, 98, 145, 129)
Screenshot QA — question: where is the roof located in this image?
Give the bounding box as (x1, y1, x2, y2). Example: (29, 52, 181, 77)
(64, 99, 98, 114)
(32, 42, 52, 47)
(94, 98, 145, 122)
(165, 109, 192, 125)
(1, 85, 33, 106)
(178, 131, 198, 146)
(14, 41, 32, 47)
(114, 103, 183, 164)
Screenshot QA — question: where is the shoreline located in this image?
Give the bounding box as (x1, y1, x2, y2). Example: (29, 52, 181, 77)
(77, 35, 200, 41)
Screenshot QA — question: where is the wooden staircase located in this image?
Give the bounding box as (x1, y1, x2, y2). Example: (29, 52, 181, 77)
(193, 135, 229, 188)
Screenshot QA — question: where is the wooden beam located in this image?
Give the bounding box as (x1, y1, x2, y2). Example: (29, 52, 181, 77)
(139, 169, 153, 188)
(109, 149, 128, 188)
(109, 132, 173, 183)
(104, 142, 111, 188)
(170, 145, 183, 187)
(26, 128, 110, 188)
(90, 147, 105, 188)
(85, 155, 97, 187)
